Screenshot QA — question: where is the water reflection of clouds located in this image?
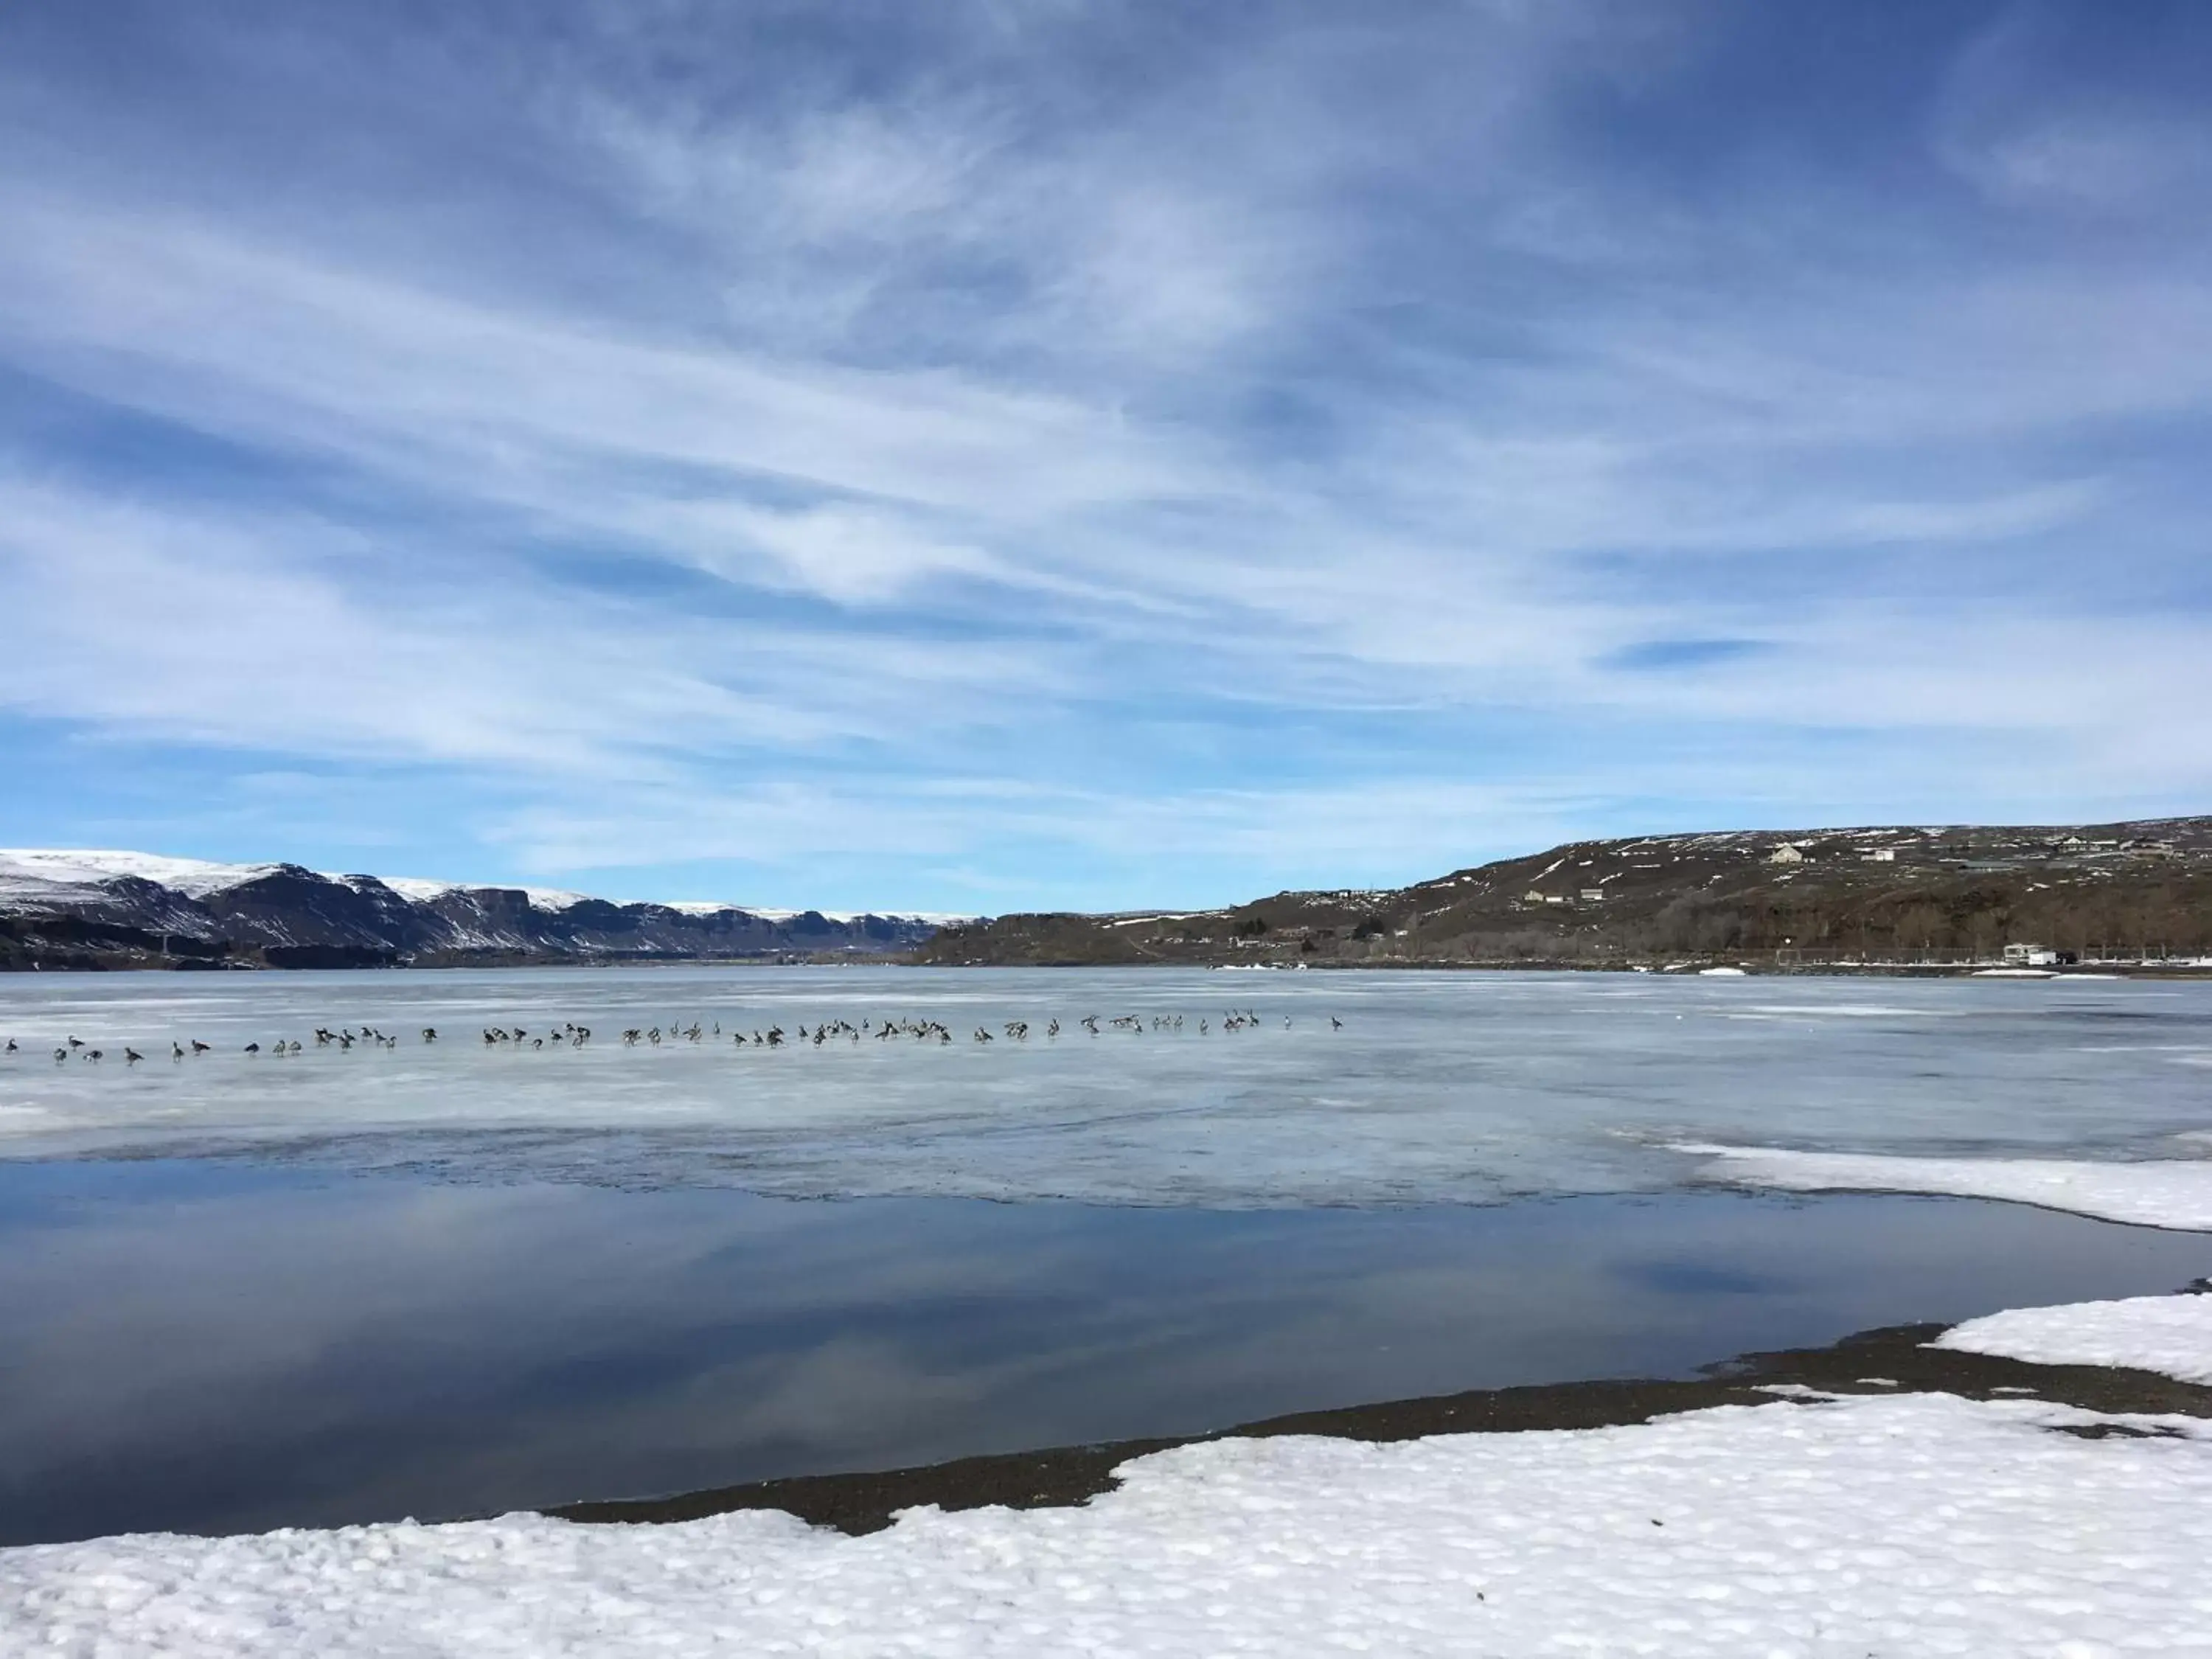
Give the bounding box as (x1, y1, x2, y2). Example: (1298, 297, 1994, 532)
(5, 1164, 2211, 1545)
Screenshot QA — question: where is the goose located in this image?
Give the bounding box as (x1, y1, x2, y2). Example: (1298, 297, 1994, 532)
(67, 1035, 84, 1049)
(125, 1048, 144, 1064)
(422, 1028, 439, 1043)
(244, 1043, 260, 1054)
(85, 1048, 103, 1062)
(4, 1038, 15, 1054)
(53, 1047, 67, 1062)
(191, 1040, 211, 1055)
(173, 1042, 187, 1060)
(1331, 1016, 1342, 1029)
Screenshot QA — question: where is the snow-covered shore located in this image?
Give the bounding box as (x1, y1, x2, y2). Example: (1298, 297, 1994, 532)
(9, 1391, 2211, 1657)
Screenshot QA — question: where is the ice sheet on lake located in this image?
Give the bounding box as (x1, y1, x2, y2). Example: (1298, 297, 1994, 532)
(1680, 1143, 2212, 1231)
(1935, 1293, 2212, 1385)
(8, 1391, 2211, 1657)
(5, 966, 2212, 1206)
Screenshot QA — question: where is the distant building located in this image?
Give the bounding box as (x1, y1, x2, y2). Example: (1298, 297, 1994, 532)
(1860, 848, 1896, 863)
(2002, 943, 2060, 967)
(1768, 845, 1805, 865)
(1579, 888, 1605, 902)
(1524, 889, 1546, 903)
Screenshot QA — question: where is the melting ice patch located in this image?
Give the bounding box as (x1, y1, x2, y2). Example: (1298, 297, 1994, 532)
(7, 1393, 2212, 1657)
(1679, 1144, 2212, 1231)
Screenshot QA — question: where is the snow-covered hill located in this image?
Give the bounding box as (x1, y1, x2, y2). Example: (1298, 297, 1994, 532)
(0, 849, 969, 970)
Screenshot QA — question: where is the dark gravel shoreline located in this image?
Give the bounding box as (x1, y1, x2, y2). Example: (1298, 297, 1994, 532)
(549, 1317, 2212, 1536)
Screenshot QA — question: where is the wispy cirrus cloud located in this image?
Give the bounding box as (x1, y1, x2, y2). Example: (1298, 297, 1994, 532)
(1, 0, 2210, 910)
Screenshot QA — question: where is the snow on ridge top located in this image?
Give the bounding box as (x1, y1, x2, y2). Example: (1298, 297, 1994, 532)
(521, 887, 591, 912)
(0, 848, 286, 900)
(1675, 1142, 2212, 1232)
(367, 876, 462, 902)
(0, 849, 969, 923)
(364, 877, 590, 911)
(678, 902, 978, 925)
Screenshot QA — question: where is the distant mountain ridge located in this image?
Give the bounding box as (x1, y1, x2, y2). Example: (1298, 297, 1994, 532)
(916, 817, 2212, 970)
(0, 850, 970, 970)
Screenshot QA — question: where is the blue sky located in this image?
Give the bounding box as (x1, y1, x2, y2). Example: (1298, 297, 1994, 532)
(3, 1, 2210, 913)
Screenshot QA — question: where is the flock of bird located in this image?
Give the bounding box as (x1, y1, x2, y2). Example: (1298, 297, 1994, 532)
(3, 1009, 1343, 1066)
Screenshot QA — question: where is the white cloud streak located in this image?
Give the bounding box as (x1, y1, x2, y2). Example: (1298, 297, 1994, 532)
(1, 1, 2210, 902)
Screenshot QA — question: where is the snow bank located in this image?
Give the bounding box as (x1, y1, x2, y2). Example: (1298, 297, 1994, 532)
(1935, 1293, 2212, 1385)
(8, 1393, 2211, 1656)
(1677, 1143, 2212, 1231)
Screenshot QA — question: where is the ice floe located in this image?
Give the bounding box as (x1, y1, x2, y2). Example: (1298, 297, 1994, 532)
(7, 1392, 2211, 1656)
(1677, 1142, 2212, 1231)
(1935, 1293, 2212, 1385)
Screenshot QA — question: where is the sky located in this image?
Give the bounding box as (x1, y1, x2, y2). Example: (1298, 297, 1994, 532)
(3, 0, 2210, 914)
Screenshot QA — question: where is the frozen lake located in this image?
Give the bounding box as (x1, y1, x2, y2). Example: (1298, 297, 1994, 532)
(6, 966, 2212, 1543)
(4, 966, 2211, 1206)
